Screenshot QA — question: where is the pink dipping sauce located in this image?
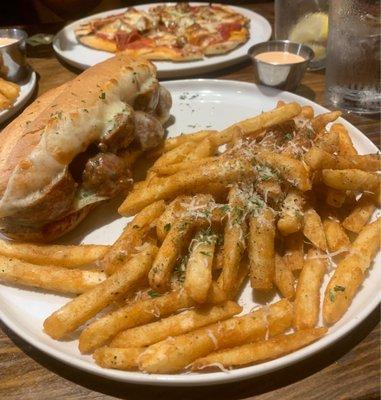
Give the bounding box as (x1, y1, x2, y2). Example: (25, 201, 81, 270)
(255, 51, 305, 65)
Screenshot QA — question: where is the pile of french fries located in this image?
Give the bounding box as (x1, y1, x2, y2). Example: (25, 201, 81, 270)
(0, 77, 20, 110)
(0, 101, 380, 374)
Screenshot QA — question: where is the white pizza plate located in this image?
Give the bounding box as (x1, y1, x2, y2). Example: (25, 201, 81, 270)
(0, 79, 380, 387)
(0, 70, 37, 125)
(52, 2, 271, 78)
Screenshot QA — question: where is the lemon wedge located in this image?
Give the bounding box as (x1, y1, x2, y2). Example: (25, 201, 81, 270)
(289, 12, 329, 59)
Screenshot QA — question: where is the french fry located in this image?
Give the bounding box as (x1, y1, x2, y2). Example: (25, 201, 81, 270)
(267, 298, 294, 337)
(152, 157, 216, 176)
(101, 201, 165, 275)
(331, 123, 357, 157)
(305, 147, 380, 171)
(44, 243, 158, 340)
(219, 186, 247, 296)
(111, 301, 241, 348)
(311, 111, 341, 133)
(149, 219, 193, 292)
(152, 141, 197, 170)
(277, 190, 304, 235)
(156, 196, 188, 241)
(156, 194, 218, 242)
(314, 129, 339, 154)
(119, 156, 255, 216)
(230, 259, 250, 298)
(0, 92, 11, 109)
(212, 103, 302, 147)
(256, 179, 282, 205)
(254, 150, 311, 191)
(294, 249, 328, 330)
(322, 169, 379, 192)
(213, 243, 224, 270)
(0, 256, 106, 294)
(283, 233, 304, 271)
(163, 130, 214, 152)
(186, 137, 216, 161)
(0, 239, 109, 267)
(79, 283, 226, 353)
(93, 346, 143, 370)
(274, 254, 295, 299)
(323, 219, 351, 252)
(303, 209, 327, 251)
(0, 78, 20, 101)
(184, 229, 216, 303)
(192, 328, 327, 369)
(342, 194, 376, 233)
(138, 299, 293, 373)
(323, 218, 381, 324)
(249, 207, 275, 290)
(300, 105, 314, 119)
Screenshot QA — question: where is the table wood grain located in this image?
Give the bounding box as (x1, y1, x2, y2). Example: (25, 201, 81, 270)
(0, 3, 380, 399)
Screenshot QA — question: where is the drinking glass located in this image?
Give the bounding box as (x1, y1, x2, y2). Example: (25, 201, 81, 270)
(325, 0, 381, 114)
(275, 0, 329, 70)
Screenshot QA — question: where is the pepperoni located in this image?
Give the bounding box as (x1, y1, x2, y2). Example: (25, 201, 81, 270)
(124, 37, 154, 50)
(218, 22, 242, 40)
(114, 30, 153, 50)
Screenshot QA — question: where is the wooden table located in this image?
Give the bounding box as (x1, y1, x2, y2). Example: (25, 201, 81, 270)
(0, 3, 380, 399)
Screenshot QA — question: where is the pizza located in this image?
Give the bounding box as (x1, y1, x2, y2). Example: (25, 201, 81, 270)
(75, 3, 250, 61)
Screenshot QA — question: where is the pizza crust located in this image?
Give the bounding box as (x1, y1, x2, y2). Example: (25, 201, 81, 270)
(78, 35, 117, 53)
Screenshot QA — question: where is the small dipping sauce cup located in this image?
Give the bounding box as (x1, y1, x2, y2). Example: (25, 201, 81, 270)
(0, 28, 29, 82)
(248, 40, 314, 91)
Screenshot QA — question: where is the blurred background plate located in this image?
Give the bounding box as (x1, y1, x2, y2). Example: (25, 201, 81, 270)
(0, 70, 37, 125)
(52, 2, 272, 77)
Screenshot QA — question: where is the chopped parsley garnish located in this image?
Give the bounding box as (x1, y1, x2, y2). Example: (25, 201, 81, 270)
(99, 92, 106, 100)
(200, 251, 211, 257)
(219, 204, 230, 214)
(284, 133, 293, 141)
(164, 223, 172, 232)
(329, 289, 336, 302)
(132, 224, 140, 229)
(334, 285, 345, 292)
(147, 290, 160, 298)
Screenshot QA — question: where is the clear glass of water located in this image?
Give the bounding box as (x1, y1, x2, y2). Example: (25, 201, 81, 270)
(274, 0, 329, 70)
(325, 0, 381, 114)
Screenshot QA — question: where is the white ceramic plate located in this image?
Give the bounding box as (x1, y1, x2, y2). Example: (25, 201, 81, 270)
(53, 3, 271, 78)
(0, 71, 37, 125)
(0, 79, 380, 386)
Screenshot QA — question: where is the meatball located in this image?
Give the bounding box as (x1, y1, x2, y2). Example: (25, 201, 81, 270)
(99, 106, 135, 153)
(134, 81, 160, 113)
(134, 111, 164, 151)
(154, 86, 172, 124)
(82, 153, 132, 197)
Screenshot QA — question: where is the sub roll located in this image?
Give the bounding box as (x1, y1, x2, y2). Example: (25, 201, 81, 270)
(0, 54, 171, 241)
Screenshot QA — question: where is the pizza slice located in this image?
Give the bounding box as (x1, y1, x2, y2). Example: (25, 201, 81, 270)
(75, 8, 158, 53)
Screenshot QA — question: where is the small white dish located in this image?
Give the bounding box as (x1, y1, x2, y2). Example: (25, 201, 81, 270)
(53, 2, 272, 78)
(0, 79, 379, 386)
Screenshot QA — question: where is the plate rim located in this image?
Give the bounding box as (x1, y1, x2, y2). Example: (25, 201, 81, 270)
(0, 78, 380, 386)
(52, 2, 272, 76)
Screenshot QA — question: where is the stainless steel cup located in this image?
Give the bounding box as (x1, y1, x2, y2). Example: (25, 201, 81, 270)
(0, 28, 29, 82)
(248, 40, 314, 91)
